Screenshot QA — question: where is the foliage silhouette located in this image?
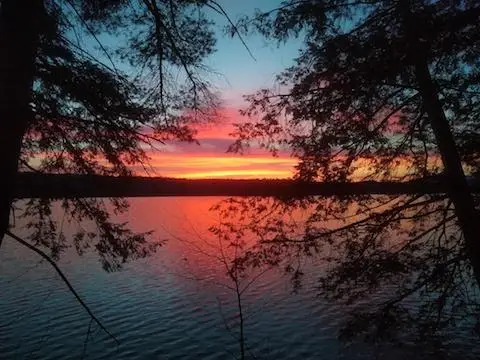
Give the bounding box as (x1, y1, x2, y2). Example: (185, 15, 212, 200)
(222, 1, 480, 348)
(209, 193, 480, 356)
(0, 0, 239, 269)
(229, 0, 480, 281)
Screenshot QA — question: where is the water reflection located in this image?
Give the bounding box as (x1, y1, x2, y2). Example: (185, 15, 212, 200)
(209, 194, 480, 358)
(1, 195, 479, 359)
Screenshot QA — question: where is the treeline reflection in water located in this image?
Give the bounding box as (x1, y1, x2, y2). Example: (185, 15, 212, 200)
(1, 195, 479, 359)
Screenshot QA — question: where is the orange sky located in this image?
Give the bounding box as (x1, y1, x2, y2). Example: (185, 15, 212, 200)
(142, 152, 296, 179)
(139, 107, 297, 179)
(137, 106, 432, 180)
(139, 106, 430, 180)
(29, 107, 432, 180)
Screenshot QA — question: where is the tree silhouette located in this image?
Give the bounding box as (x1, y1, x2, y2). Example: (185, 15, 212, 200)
(230, 1, 480, 283)
(218, 0, 480, 350)
(209, 193, 480, 355)
(0, 0, 235, 269)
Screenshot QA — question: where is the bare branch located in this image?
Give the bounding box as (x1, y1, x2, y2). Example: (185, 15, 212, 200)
(6, 230, 119, 345)
(206, 0, 256, 61)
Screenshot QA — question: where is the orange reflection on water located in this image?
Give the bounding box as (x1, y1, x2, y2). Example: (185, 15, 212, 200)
(122, 197, 305, 289)
(28, 195, 421, 299)
(121, 196, 347, 290)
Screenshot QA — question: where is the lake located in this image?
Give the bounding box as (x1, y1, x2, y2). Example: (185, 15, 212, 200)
(1, 196, 479, 359)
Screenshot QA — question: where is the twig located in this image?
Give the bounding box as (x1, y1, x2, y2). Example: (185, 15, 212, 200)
(206, 0, 256, 61)
(6, 258, 44, 284)
(81, 318, 94, 360)
(63, 0, 120, 76)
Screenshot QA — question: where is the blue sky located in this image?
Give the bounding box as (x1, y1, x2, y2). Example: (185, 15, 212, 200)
(206, 0, 301, 105)
(82, 0, 300, 106)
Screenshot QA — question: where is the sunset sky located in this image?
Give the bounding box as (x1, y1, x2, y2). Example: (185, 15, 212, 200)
(144, 0, 301, 179)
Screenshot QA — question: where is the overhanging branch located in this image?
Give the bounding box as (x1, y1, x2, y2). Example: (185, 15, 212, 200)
(6, 230, 119, 345)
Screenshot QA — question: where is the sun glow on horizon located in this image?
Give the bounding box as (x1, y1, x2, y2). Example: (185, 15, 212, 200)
(27, 104, 440, 180)
(138, 152, 296, 179)
(173, 169, 293, 179)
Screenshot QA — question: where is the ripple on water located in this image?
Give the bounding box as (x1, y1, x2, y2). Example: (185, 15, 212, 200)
(2, 209, 480, 359)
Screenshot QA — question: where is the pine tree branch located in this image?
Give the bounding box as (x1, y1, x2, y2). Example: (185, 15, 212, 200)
(63, 0, 120, 77)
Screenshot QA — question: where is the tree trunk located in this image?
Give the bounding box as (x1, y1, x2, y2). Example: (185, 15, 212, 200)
(414, 59, 480, 285)
(399, 2, 480, 286)
(0, 0, 44, 246)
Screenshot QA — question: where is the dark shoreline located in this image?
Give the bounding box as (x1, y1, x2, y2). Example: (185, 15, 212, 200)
(14, 172, 480, 199)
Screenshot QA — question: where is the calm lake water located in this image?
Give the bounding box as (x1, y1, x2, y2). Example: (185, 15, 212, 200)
(1, 197, 478, 359)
